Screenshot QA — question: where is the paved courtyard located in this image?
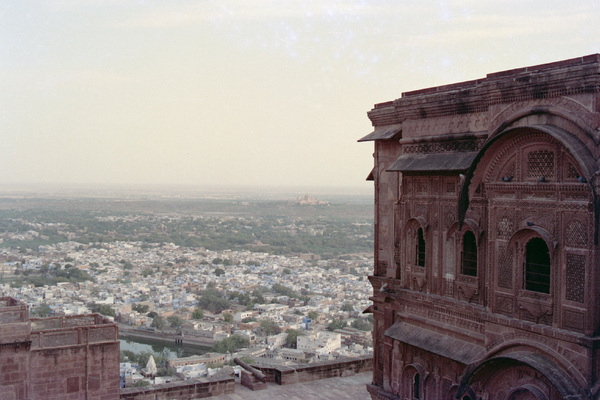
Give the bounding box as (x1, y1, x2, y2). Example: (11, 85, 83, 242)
(215, 371, 372, 400)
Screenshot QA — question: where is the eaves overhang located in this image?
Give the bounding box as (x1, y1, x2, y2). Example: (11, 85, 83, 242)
(387, 152, 478, 172)
(384, 322, 484, 365)
(358, 124, 402, 142)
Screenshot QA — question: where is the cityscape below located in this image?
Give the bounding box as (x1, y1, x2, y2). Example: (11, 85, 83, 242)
(0, 187, 374, 390)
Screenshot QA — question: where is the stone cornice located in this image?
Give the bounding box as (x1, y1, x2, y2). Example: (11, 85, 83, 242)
(368, 54, 600, 126)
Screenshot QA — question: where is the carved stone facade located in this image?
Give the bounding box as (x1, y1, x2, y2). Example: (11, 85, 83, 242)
(360, 55, 600, 400)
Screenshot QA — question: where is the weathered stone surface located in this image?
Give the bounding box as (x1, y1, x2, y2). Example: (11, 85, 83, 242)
(362, 55, 600, 400)
(0, 297, 120, 400)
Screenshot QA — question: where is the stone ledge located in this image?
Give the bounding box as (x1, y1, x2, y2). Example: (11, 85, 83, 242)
(120, 376, 235, 400)
(254, 356, 373, 386)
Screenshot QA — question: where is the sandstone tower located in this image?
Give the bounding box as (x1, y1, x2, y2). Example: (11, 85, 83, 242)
(0, 297, 120, 399)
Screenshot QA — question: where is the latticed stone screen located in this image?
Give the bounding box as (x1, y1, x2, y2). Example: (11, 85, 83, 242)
(0, 310, 23, 323)
(65, 315, 96, 327)
(497, 246, 513, 289)
(32, 318, 62, 330)
(497, 217, 513, 240)
(89, 326, 116, 343)
(567, 163, 579, 179)
(565, 220, 587, 247)
(566, 253, 585, 303)
(527, 150, 554, 178)
(43, 331, 79, 347)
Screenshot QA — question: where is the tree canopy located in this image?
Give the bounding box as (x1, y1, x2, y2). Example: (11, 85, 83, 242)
(211, 334, 249, 353)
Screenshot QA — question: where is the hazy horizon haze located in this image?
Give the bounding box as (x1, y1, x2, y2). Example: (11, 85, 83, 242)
(2, 1, 599, 190)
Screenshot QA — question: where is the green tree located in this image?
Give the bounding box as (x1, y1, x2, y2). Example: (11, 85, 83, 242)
(341, 303, 354, 312)
(307, 311, 319, 321)
(327, 319, 347, 331)
(197, 287, 231, 313)
(214, 268, 225, 276)
(132, 303, 150, 314)
(151, 315, 165, 330)
(141, 268, 153, 277)
(285, 328, 303, 348)
(251, 289, 266, 304)
(222, 312, 234, 323)
(167, 315, 184, 328)
(211, 334, 249, 353)
(89, 303, 116, 317)
(34, 302, 52, 317)
(272, 283, 298, 298)
(191, 308, 204, 320)
(260, 319, 281, 336)
(351, 318, 373, 331)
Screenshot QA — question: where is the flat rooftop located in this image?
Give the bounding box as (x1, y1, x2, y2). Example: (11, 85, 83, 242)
(215, 371, 372, 400)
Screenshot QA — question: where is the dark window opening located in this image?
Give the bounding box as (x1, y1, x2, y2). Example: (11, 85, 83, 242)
(524, 238, 551, 293)
(461, 231, 477, 276)
(413, 373, 420, 399)
(416, 228, 425, 268)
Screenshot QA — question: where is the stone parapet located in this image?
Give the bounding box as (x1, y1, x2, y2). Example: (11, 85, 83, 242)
(30, 315, 118, 350)
(255, 355, 373, 385)
(119, 376, 235, 400)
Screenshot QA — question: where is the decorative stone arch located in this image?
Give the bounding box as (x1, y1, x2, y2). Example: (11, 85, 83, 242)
(485, 338, 587, 387)
(446, 219, 483, 281)
(402, 363, 427, 400)
(503, 227, 557, 297)
(404, 217, 428, 265)
(443, 384, 477, 400)
(456, 352, 586, 400)
(448, 218, 482, 241)
(488, 101, 599, 149)
(405, 216, 428, 233)
(458, 124, 598, 243)
(506, 384, 549, 400)
(506, 226, 558, 258)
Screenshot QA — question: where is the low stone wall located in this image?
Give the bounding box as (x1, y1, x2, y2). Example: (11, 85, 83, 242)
(30, 323, 118, 349)
(119, 376, 235, 400)
(255, 355, 373, 385)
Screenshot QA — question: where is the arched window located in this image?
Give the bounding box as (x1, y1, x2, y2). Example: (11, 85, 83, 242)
(416, 228, 425, 268)
(461, 231, 477, 277)
(524, 238, 550, 293)
(413, 373, 420, 399)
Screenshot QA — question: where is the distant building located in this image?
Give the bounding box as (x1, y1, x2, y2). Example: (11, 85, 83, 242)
(167, 353, 226, 369)
(142, 355, 157, 377)
(294, 194, 328, 206)
(297, 331, 341, 356)
(0, 297, 120, 399)
(361, 55, 600, 399)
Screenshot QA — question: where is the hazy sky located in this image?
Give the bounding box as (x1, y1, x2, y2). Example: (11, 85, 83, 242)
(1, 1, 599, 192)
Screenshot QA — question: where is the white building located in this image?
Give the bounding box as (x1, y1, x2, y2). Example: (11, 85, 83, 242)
(297, 331, 341, 355)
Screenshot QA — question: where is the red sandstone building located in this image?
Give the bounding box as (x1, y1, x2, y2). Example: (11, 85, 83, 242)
(0, 297, 120, 399)
(361, 55, 600, 399)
